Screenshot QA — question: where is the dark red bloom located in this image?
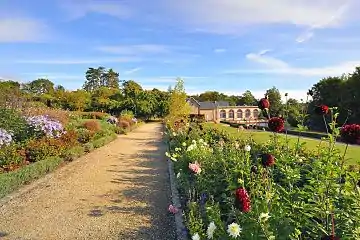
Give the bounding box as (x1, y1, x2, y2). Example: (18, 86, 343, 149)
(321, 235, 340, 240)
(315, 104, 329, 115)
(261, 154, 275, 167)
(258, 97, 270, 110)
(235, 187, 251, 212)
(340, 124, 360, 144)
(268, 117, 285, 132)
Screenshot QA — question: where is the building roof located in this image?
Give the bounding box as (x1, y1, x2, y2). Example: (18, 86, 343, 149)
(199, 101, 230, 109)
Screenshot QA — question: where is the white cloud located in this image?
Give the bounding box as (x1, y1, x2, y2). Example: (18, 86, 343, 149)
(225, 50, 360, 77)
(60, 0, 132, 20)
(124, 67, 141, 75)
(296, 2, 350, 43)
(0, 17, 50, 42)
(214, 48, 227, 53)
(15, 57, 142, 64)
(97, 44, 171, 55)
(162, 0, 355, 34)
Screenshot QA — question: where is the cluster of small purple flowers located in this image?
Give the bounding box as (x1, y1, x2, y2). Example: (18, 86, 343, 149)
(0, 128, 13, 148)
(26, 115, 65, 138)
(132, 117, 137, 123)
(106, 116, 118, 125)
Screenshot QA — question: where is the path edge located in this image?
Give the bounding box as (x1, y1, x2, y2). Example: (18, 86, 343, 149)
(167, 158, 188, 240)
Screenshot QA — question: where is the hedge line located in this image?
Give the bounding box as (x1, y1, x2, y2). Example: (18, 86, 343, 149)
(220, 121, 343, 141)
(0, 133, 117, 199)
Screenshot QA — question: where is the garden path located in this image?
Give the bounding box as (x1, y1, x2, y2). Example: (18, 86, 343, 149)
(0, 123, 175, 240)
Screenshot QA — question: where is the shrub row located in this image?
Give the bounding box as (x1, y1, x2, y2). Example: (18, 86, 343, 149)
(0, 133, 117, 199)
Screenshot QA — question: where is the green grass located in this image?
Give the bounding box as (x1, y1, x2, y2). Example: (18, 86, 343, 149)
(206, 123, 360, 164)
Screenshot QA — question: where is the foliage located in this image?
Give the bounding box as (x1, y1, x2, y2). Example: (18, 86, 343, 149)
(0, 108, 32, 142)
(0, 144, 24, 169)
(76, 128, 94, 144)
(166, 102, 360, 239)
(166, 78, 191, 128)
(83, 67, 120, 92)
(0, 156, 63, 199)
(266, 86, 283, 117)
(238, 90, 257, 106)
(23, 78, 54, 95)
(82, 120, 102, 132)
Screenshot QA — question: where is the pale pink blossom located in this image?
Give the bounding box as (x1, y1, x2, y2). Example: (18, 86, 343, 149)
(189, 161, 202, 174)
(168, 204, 179, 214)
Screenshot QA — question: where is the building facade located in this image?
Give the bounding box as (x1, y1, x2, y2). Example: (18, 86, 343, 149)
(186, 97, 266, 124)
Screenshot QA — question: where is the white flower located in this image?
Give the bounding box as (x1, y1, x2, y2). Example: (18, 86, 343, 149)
(192, 233, 200, 240)
(175, 147, 181, 152)
(227, 223, 242, 238)
(244, 145, 251, 152)
(207, 222, 217, 239)
(165, 152, 171, 157)
(172, 132, 177, 136)
(182, 142, 187, 146)
(259, 212, 270, 222)
(199, 138, 204, 143)
(176, 172, 181, 178)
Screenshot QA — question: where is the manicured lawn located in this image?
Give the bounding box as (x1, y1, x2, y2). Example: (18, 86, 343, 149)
(205, 123, 360, 164)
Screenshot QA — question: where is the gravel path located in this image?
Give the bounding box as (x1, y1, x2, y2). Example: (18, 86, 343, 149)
(0, 123, 175, 240)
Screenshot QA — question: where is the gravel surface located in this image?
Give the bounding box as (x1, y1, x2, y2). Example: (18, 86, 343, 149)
(0, 123, 175, 240)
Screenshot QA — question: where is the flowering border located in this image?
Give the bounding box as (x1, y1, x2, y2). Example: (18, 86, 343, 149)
(167, 156, 188, 240)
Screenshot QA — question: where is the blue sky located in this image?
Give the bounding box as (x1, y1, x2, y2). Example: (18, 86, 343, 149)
(1, 0, 360, 100)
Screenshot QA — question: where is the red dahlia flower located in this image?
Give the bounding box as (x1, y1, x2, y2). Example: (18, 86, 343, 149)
(258, 97, 270, 110)
(268, 117, 285, 132)
(315, 104, 329, 115)
(340, 124, 360, 144)
(261, 154, 275, 167)
(235, 187, 251, 213)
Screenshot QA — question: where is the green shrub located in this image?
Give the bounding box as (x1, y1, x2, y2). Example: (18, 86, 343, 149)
(76, 128, 94, 143)
(83, 142, 94, 152)
(0, 108, 32, 142)
(0, 144, 24, 168)
(61, 146, 85, 161)
(25, 137, 67, 162)
(0, 156, 63, 198)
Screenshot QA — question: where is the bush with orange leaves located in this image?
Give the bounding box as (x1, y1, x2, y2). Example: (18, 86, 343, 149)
(82, 120, 102, 132)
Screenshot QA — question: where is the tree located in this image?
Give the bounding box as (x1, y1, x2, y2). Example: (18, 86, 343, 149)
(285, 98, 302, 127)
(151, 88, 170, 118)
(104, 68, 120, 89)
(91, 87, 119, 112)
(83, 67, 105, 92)
(167, 78, 191, 125)
(136, 90, 156, 120)
(122, 80, 143, 114)
(266, 87, 283, 117)
(63, 90, 91, 111)
(238, 90, 257, 105)
(25, 78, 54, 95)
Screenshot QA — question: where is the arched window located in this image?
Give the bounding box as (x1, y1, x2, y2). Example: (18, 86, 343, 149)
(245, 109, 251, 118)
(236, 109, 243, 119)
(220, 110, 226, 119)
(229, 109, 234, 119)
(253, 109, 259, 118)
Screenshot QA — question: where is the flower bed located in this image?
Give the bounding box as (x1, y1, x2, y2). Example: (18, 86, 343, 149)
(0, 107, 138, 198)
(165, 102, 360, 239)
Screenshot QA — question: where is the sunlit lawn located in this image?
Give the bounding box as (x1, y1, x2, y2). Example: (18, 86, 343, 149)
(205, 123, 360, 164)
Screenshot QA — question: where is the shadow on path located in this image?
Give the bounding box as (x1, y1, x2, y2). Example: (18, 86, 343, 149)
(88, 125, 175, 240)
